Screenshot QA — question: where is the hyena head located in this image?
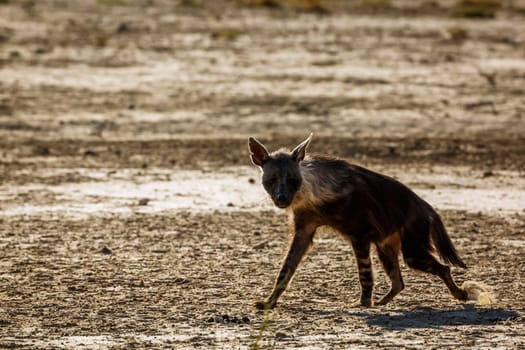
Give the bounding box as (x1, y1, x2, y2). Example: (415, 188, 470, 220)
(248, 134, 312, 209)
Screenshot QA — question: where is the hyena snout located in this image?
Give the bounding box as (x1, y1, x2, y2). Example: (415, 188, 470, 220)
(272, 191, 292, 208)
(271, 185, 293, 208)
(273, 193, 291, 208)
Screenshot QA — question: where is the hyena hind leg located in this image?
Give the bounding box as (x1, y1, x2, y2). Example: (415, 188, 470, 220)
(402, 220, 468, 302)
(375, 236, 404, 306)
(404, 252, 468, 301)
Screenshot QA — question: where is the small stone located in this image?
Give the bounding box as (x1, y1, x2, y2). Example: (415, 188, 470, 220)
(275, 332, 287, 339)
(33, 145, 50, 156)
(482, 170, 494, 178)
(100, 246, 112, 255)
(253, 241, 268, 250)
(138, 198, 150, 206)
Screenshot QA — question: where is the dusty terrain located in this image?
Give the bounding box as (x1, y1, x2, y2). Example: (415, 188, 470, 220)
(1, 0, 524, 349)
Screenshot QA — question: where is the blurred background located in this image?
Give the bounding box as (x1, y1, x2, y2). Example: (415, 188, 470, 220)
(1, 0, 524, 142)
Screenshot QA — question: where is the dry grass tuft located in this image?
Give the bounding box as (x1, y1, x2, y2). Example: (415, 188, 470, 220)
(452, 0, 501, 18)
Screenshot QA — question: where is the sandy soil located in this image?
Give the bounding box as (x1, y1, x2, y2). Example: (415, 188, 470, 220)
(1, 1, 524, 349)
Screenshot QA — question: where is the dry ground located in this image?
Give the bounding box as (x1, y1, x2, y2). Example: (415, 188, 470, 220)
(1, 1, 525, 349)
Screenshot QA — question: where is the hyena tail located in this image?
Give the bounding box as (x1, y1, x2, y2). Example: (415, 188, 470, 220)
(430, 213, 496, 305)
(430, 214, 467, 268)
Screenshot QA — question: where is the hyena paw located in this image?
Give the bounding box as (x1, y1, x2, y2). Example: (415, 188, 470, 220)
(375, 295, 393, 306)
(349, 299, 373, 308)
(254, 300, 275, 310)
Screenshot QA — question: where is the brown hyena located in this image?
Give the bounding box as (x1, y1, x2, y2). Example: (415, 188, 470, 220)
(248, 134, 491, 310)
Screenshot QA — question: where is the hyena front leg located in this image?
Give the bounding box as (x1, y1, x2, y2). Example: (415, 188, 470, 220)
(351, 239, 374, 307)
(255, 216, 317, 310)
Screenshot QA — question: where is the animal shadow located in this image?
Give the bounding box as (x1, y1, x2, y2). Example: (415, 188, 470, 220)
(361, 305, 520, 330)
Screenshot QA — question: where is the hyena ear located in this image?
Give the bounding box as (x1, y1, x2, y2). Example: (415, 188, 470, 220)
(291, 133, 313, 163)
(248, 137, 270, 167)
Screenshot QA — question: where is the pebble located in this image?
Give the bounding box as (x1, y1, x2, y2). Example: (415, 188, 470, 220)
(99, 246, 112, 255)
(206, 314, 250, 324)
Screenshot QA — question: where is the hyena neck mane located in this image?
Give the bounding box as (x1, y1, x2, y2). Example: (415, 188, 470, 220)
(291, 155, 354, 210)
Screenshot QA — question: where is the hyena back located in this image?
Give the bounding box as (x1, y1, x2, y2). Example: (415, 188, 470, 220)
(248, 134, 470, 309)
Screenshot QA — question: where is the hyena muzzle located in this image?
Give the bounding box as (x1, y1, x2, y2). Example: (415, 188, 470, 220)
(248, 134, 478, 310)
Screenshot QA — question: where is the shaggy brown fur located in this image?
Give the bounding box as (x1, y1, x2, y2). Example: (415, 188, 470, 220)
(249, 134, 472, 310)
